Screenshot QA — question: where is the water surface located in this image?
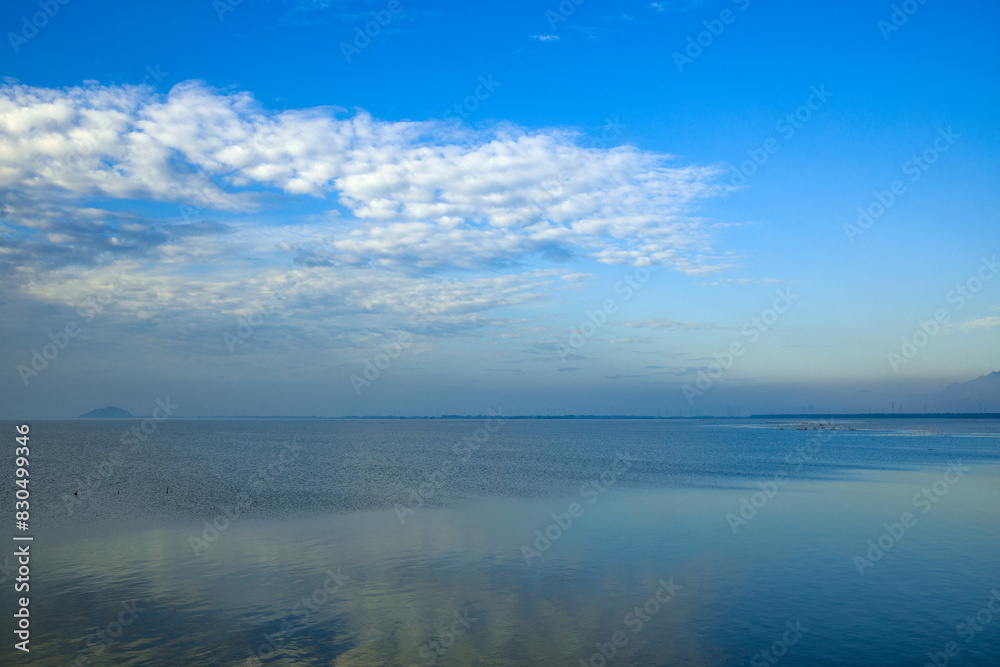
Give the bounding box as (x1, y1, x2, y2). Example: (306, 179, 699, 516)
(3, 418, 999, 665)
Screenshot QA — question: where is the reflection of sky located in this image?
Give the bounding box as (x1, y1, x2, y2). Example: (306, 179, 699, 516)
(13, 466, 1000, 666)
(21, 419, 1000, 535)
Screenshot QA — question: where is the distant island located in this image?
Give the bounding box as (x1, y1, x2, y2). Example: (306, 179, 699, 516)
(69, 411, 1000, 420)
(751, 413, 1000, 419)
(78, 406, 134, 419)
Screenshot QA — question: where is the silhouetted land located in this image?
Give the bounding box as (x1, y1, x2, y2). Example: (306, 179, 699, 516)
(70, 411, 1000, 420)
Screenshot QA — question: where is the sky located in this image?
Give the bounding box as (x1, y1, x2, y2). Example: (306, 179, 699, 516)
(0, 0, 998, 417)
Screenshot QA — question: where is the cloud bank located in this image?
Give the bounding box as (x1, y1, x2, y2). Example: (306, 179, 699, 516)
(1, 79, 731, 342)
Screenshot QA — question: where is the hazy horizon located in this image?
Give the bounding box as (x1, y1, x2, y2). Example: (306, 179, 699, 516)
(10, 371, 1000, 420)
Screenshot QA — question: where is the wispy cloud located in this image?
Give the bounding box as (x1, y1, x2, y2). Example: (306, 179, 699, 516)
(283, 0, 434, 29)
(956, 315, 1000, 332)
(625, 319, 721, 331)
(604, 14, 643, 23)
(698, 277, 782, 287)
(652, 366, 702, 376)
(649, 0, 705, 12)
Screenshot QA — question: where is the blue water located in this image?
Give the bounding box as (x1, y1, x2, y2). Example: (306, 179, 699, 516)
(2, 418, 999, 665)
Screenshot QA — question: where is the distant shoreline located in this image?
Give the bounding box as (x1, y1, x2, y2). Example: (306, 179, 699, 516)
(22, 412, 1000, 420)
(751, 413, 1000, 419)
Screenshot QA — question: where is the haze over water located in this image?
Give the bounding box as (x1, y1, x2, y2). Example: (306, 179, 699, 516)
(4, 417, 999, 666)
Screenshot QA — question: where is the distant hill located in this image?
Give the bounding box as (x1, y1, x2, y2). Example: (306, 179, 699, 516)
(939, 371, 1000, 409)
(78, 406, 134, 419)
(843, 371, 1000, 413)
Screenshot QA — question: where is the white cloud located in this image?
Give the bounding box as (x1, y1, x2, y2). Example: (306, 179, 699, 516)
(1, 80, 740, 347)
(0, 83, 248, 210)
(17, 249, 574, 348)
(1, 80, 731, 275)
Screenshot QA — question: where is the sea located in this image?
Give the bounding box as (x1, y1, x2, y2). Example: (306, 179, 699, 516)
(2, 417, 999, 666)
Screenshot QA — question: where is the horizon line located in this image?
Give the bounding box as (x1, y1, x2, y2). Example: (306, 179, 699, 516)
(31, 412, 1000, 421)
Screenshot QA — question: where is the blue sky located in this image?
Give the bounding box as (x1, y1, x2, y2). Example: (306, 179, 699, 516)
(1, 0, 998, 417)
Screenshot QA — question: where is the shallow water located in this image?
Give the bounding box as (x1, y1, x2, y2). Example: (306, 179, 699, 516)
(3, 418, 999, 665)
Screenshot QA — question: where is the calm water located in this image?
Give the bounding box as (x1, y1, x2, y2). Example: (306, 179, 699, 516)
(2, 418, 999, 665)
